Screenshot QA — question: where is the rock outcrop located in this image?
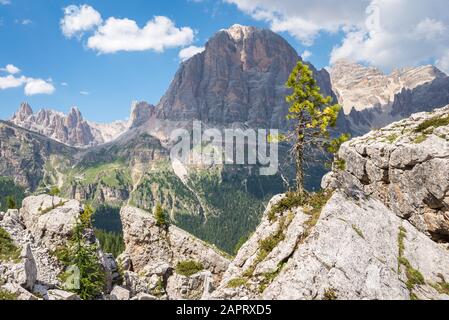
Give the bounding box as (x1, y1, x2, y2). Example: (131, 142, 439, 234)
(211, 106, 449, 300)
(326, 105, 449, 241)
(129, 101, 155, 128)
(0, 195, 108, 300)
(212, 192, 449, 300)
(20, 195, 81, 250)
(119, 206, 230, 299)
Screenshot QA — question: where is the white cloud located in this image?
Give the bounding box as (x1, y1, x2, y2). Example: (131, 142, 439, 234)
(61, 4, 102, 38)
(87, 16, 194, 54)
(330, 0, 449, 71)
(225, 0, 369, 45)
(0, 0, 11, 5)
(179, 45, 205, 61)
(80, 91, 89, 95)
(0, 75, 26, 90)
(61, 82, 69, 87)
(226, 0, 449, 72)
(21, 19, 32, 25)
(301, 50, 312, 60)
(436, 51, 449, 74)
(24, 78, 55, 96)
(1, 64, 21, 74)
(0, 64, 55, 95)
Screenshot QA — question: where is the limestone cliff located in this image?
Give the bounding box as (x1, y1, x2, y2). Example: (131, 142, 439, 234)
(324, 105, 449, 241)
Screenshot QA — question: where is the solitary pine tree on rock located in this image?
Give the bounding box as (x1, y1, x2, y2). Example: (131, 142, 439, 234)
(49, 186, 61, 208)
(154, 203, 169, 228)
(285, 61, 349, 196)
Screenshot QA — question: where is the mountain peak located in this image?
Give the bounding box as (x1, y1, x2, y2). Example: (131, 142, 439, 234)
(129, 101, 155, 128)
(12, 102, 34, 122)
(224, 24, 257, 41)
(67, 106, 83, 125)
(19, 102, 33, 115)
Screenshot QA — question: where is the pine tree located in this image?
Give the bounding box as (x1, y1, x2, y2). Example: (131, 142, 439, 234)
(6, 196, 16, 210)
(154, 203, 169, 228)
(285, 61, 349, 196)
(49, 186, 61, 208)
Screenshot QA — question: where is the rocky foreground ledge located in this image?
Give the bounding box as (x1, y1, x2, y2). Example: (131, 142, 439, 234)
(0, 196, 230, 300)
(211, 106, 449, 300)
(324, 105, 449, 240)
(1, 106, 449, 300)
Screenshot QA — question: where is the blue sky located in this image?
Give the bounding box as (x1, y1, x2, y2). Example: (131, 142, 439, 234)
(1, 0, 448, 122)
(0, 0, 345, 122)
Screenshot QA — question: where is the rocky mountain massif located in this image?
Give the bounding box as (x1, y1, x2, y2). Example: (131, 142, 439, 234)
(1, 106, 448, 300)
(156, 24, 340, 130)
(331, 60, 449, 135)
(9, 101, 155, 148)
(2, 24, 449, 258)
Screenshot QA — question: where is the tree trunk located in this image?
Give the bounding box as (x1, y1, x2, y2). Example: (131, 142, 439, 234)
(295, 119, 306, 197)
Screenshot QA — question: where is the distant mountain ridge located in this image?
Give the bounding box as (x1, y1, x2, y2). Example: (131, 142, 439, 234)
(9, 101, 156, 147)
(330, 59, 449, 135)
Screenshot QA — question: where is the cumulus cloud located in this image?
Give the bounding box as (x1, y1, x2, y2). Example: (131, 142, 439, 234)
(0, 75, 26, 90)
(0, 64, 55, 95)
(1, 64, 21, 74)
(225, 0, 369, 45)
(330, 0, 449, 71)
(60, 5, 195, 54)
(61, 4, 102, 38)
(226, 0, 449, 72)
(24, 79, 55, 96)
(179, 45, 205, 61)
(87, 16, 195, 54)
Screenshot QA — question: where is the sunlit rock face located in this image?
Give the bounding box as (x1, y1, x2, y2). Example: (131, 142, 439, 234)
(157, 24, 337, 130)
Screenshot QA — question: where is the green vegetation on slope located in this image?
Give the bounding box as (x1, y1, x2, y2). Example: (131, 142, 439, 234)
(92, 205, 122, 233)
(56, 206, 106, 300)
(0, 177, 25, 212)
(0, 289, 18, 300)
(0, 227, 20, 262)
(175, 260, 204, 277)
(94, 229, 125, 258)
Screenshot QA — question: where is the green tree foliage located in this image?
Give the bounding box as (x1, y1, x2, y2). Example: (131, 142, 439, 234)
(92, 205, 122, 233)
(0, 177, 25, 212)
(6, 196, 16, 210)
(285, 61, 349, 195)
(154, 203, 169, 228)
(49, 186, 61, 197)
(80, 204, 94, 229)
(94, 229, 125, 258)
(48, 186, 61, 208)
(0, 227, 20, 262)
(56, 204, 105, 300)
